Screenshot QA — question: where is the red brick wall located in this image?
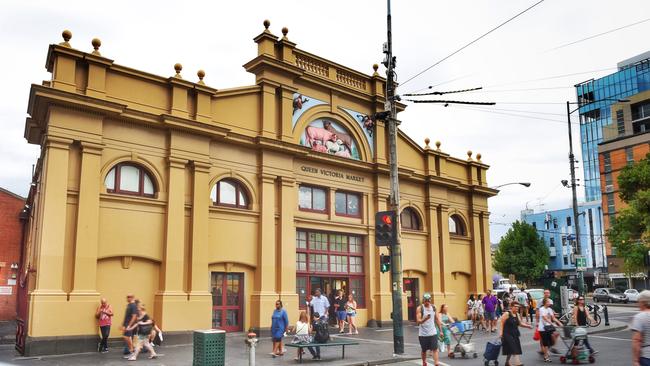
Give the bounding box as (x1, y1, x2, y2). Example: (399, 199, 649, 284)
(0, 188, 25, 320)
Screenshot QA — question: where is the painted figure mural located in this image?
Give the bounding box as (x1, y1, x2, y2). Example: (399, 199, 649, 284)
(301, 119, 360, 160)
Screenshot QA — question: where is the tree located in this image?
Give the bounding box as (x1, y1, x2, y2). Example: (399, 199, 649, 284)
(608, 153, 650, 277)
(493, 221, 549, 284)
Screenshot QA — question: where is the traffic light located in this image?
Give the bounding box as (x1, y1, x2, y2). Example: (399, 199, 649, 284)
(375, 211, 397, 246)
(380, 254, 391, 273)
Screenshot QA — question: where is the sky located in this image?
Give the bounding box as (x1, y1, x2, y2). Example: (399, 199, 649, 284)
(1, 0, 649, 243)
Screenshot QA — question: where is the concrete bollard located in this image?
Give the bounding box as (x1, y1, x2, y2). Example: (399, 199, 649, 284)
(603, 305, 610, 326)
(245, 330, 258, 366)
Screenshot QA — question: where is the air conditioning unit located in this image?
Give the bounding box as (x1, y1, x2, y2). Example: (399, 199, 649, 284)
(605, 185, 614, 193)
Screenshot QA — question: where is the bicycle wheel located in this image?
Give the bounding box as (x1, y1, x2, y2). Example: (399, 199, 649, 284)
(592, 313, 601, 327)
(559, 313, 570, 326)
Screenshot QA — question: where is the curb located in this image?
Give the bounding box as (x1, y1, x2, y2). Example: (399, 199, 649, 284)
(342, 356, 421, 366)
(588, 324, 628, 335)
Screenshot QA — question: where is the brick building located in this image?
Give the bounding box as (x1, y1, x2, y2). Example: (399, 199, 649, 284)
(599, 89, 650, 288)
(0, 187, 25, 320)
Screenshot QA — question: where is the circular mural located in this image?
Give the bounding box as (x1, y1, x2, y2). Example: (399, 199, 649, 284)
(300, 119, 360, 160)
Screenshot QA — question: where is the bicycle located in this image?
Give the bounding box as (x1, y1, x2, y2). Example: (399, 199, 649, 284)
(558, 305, 601, 327)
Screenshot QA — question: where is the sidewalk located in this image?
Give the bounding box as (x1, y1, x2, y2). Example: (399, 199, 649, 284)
(0, 320, 627, 365)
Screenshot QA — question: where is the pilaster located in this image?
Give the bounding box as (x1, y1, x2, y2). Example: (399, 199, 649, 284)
(251, 172, 278, 327)
(155, 156, 188, 331)
(260, 83, 278, 139)
(278, 176, 298, 322)
(480, 212, 492, 292)
(437, 205, 453, 298)
(279, 86, 297, 141)
(470, 212, 484, 293)
(425, 202, 443, 298)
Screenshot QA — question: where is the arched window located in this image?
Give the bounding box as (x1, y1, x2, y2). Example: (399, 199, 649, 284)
(104, 162, 156, 197)
(400, 207, 421, 231)
(211, 179, 249, 209)
(449, 214, 467, 236)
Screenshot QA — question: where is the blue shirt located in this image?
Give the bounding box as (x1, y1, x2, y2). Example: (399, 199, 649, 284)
(271, 308, 289, 338)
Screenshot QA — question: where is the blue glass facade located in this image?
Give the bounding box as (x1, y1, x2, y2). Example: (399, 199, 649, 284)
(521, 202, 606, 272)
(575, 58, 650, 201)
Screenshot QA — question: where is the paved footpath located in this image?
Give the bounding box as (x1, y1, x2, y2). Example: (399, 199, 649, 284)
(0, 312, 630, 366)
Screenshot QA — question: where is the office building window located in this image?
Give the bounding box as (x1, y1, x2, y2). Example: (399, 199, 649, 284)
(616, 109, 625, 136)
(550, 238, 555, 247)
(605, 173, 613, 186)
(105, 162, 156, 197)
(564, 256, 569, 266)
(334, 191, 361, 217)
(566, 217, 572, 226)
(553, 218, 558, 229)
(532, 222, 537, 229)
(632, 101, 650, 120)
(603, 152, 611, 173)
(607, 193, 616, 215)
(299, 185, 327, 212)
(211, 179, 249, 209)
(562, 236, 567, 246)
(626, 147, 635, 165)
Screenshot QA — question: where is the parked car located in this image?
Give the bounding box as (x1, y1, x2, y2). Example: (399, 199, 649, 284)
(593, 287, 628, 303)
(625, 289, 640, 302)
(527, 288, 545, 306)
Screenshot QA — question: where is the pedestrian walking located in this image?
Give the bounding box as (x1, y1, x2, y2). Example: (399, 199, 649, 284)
(483, 289, 499, 333)
(516, 290, 529, 320)
(291, 310, 311, 361)
(536, 289, 559, 355)
(308, 288, 330, 322)
(467, 294, 476, 322)
(125, 304, 157, 361)
(437, 304, 455, 358)
(345, 294, 358, 334)
(334, 290, 347, 333)
(95, 298, 113, 353)
(121, 294, 138, 356)
(416, 293, 442, 366)
(632, 290, 650, 366)
(527, 291, 535, 323)
(270, 299, 289, 357)
(503, 288, 514, 312)
(571, 295, 595, 354)
(500, 301, 532, 366)
(538, 297, 562, 362)
(476, 294, 486, 331)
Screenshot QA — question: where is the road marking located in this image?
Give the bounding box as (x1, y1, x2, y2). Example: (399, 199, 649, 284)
(590, 335, 631, 342)
(375, 328, 395, 332)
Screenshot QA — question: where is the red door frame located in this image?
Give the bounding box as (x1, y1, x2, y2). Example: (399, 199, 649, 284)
(211, 272, 243, 332)
(404, 278, 419, 322)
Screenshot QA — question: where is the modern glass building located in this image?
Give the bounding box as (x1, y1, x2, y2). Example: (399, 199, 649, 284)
(575, 52, 650, 201)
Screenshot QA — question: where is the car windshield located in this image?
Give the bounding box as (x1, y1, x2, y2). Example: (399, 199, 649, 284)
(626, 290, 637, 293)
(609, 289, 623, 294)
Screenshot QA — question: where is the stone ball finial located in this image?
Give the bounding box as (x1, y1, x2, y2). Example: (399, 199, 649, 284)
(476, 153, 482, 161)
(263, 19, 271, 30)
(60, 29, 72, 47)
(372, 64, 379, 76)
(435, 141, 441, 150)
(281, 27, 289, 39)
(424, 137, 430, 149)
(91, 38, 101, 56)
(174, 63, 183, 78)
(467, 150, 473, 160)
(197, 69, 205, 84)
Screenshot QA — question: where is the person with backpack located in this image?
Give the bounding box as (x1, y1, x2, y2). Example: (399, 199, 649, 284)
(310, 312, 330, 360)
(416, 293, 442, 366)
(125, 304, 157, 361)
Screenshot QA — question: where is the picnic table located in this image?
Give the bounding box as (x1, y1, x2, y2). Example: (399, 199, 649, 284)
(285, 338, 360, 363)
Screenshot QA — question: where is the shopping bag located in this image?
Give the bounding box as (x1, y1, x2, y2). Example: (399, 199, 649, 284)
(533, 328, 540, 341)
(439, 340, 447, 353)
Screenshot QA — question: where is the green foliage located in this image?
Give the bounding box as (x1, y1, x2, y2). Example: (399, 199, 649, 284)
(608, 153, 650, 277)
(493, 221, 549, 283)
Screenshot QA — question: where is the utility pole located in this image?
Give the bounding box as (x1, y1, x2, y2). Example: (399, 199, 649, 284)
(384, 0, 404, 355)
(566, 101, 585, 296)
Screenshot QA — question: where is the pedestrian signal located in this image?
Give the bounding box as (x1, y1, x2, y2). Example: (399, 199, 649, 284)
(380, 254, 391, 273)
(375, 211, 397, 246)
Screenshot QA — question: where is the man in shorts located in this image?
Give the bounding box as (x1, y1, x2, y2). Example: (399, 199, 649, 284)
(416, 293, 442, 366)
(482, 289, 498, 332)
(631, 290, 650, 366)
(122, 294, 138, 356)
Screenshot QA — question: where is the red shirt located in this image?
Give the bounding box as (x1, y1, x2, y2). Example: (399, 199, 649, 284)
(98, 305, 112, 326)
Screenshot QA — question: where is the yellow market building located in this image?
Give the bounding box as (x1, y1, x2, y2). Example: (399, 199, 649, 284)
(17, 24, 496, 355)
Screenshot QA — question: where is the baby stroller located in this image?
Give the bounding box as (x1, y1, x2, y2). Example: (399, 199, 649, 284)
(447, 320, 478, 359)
(559, 326, 595, 364)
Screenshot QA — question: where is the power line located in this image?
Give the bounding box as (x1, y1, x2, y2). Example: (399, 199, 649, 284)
(404, 99, 495, 106)
(486, 67, 617, 88)
(402, 86, 482, 96)
(401, 0, 546, 86)
(445, 105, 571, 124)
(546, 17, 650, 52)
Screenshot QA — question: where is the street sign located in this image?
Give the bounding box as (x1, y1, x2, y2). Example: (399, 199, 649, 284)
(576, 256, 587, 271)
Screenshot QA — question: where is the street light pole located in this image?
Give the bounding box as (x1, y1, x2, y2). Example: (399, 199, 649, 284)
(385, 0, 404, 355)
(566, 101, 585, 296)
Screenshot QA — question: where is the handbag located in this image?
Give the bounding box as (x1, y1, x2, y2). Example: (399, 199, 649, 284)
(533, 328, 540, 341)
(544, 325, 556, 333)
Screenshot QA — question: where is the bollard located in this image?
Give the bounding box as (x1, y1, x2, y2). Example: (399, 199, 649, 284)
(245, 330, 258, 366)
(603, 305, 610, 326)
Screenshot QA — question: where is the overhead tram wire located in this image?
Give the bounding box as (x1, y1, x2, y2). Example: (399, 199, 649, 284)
(438, 104, 578, 125)
(400, 0, 546, 87)
(545, 17, 650, 52)
(403, 86, 483, 97)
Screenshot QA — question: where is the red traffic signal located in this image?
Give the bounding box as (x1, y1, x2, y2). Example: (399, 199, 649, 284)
(375, 211, 397, 246)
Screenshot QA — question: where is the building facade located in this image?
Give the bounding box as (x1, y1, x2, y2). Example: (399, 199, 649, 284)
(18, 26, 495, 355)
(575, 52, 650, 202)
(521, 201, 606, 287)
(0, 188, 25, 320)
(598, 89, 650, 288)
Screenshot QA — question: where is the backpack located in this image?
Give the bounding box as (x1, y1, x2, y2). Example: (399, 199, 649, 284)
(313, 319, 330, 343)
